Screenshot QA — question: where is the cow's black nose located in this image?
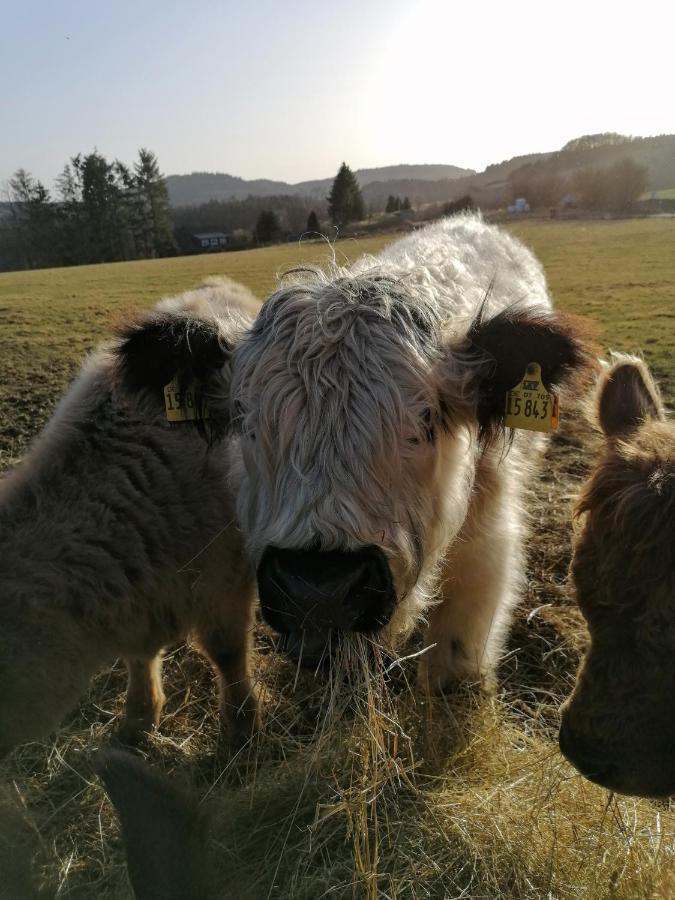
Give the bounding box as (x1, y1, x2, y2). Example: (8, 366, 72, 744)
(256, 545, 396, 637)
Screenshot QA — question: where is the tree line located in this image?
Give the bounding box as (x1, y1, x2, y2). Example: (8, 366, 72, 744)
(0, 157, 371, 270)
(176, 162, 368, 249)
(508, 156, 649, 211)
(385, 195, 412, 213)
(0, 149, 175, 271)
(171, 193, 323, 250)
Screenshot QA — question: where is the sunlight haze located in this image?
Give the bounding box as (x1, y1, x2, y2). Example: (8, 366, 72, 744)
(1, 0, 673, 186)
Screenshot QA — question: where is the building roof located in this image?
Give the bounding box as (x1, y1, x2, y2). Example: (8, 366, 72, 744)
(192, 231, 227, 239)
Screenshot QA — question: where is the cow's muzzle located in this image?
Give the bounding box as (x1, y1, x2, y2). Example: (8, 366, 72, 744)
(257, 545, 396, 660)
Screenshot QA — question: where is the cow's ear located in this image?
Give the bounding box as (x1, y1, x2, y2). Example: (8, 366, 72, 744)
(115, 311, 230, 395)
(597, 357, 665, 438)
(455, 305, 593, 442)
(113, 311, 233, 439)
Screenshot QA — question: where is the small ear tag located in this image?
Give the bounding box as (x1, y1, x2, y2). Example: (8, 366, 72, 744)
(504, 362, 559, 433)
(163, 377, 210, 422)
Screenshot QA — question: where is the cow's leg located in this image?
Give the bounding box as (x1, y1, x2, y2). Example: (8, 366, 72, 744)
(193, 538, 258, 751)
(419, 452, 524, 693)
(198, 621, 258, 751)
(119, 654, 166, 744)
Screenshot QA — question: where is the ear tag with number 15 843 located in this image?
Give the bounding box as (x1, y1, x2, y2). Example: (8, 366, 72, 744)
(504, 362, 559, 432)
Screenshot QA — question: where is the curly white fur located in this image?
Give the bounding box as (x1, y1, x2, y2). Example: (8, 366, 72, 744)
(229, 215, 561, 689)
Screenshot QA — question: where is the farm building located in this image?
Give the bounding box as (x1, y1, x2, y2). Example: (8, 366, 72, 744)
(508, 197, 530, 214)
(192, 231, 228, 251)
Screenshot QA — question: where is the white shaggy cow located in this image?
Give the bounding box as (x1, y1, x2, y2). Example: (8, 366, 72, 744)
(0, 278, 259, 755)
(130, 216, 589, 690)
(224, 216, 589, 688)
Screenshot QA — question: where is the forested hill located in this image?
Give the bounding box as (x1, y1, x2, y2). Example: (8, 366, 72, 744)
(165, 163, 475, 207)
(428, 134, 675, 209)
(166, 135, 675, 209)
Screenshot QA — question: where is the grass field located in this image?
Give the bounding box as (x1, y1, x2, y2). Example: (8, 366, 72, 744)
(0, 218, 674, 898)
(1, 218, 673, 467)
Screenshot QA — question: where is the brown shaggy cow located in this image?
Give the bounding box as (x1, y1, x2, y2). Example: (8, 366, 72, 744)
(559, 356, 674, 797)
(0, 278, 259, 756)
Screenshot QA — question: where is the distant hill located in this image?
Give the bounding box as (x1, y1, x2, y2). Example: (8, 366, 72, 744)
(166, 135, 675, 211)
(166, 163, 475, 207)
(445, 134, 675, 209)
(292, 164, 475, 199)
(166, 172, 296, 206)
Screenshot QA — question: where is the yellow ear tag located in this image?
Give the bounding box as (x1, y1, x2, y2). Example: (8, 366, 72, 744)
(163, 377, 210, 422)
(504, 362, 559, 432)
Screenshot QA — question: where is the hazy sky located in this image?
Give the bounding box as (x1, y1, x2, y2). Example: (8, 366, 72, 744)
(1, 0, 673, 188)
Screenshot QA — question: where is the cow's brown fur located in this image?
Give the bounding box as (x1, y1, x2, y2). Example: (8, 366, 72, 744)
(560, 357, 675, 797)
(0, 279, 259, 757)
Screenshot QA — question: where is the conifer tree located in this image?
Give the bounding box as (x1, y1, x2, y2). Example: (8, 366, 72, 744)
(306, 210, 321, 233)
(67, 151, 127, 263)
(327, 162, 365, 227)
(55, 163, 86, 265)
(133, 149, 176, 257)
(6, 170, 57, 269)
(255, 209, 281, 244)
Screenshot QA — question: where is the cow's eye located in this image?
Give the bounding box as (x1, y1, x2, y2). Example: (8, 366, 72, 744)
(409, 409, 436, 445)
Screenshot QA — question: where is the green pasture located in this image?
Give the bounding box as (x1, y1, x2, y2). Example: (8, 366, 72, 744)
(1, 219, 672, 463)
(509, 218, 674, 390)
(0, 218, 674, 898)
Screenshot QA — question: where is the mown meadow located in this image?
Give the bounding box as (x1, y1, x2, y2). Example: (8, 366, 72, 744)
(0, 218, 673, 898)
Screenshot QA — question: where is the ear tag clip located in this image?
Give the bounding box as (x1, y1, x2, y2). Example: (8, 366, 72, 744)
(504, 362, 559, 433)
(164, 377, 210, 422)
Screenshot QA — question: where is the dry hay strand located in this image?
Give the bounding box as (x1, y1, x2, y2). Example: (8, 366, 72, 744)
(2, 618, 675, 898)
(192, 634, 675, 900)
(1, 402, 675, 898)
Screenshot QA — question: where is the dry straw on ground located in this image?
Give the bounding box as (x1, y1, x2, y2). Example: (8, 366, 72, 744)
(1, 220, 674, 897)
(1, 408, 674, 899)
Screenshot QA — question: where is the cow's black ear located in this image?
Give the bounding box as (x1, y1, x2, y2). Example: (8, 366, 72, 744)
(461, 304, 594, 442)
(115, 312, 230, 395)
(597, 358, 665, 438)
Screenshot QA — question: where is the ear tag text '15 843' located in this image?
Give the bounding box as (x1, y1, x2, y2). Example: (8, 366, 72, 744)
(504, 362, 559, 432)
(164, 377, 210, 422)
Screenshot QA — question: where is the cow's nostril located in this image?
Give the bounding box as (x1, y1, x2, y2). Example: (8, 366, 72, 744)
(257, 545, 396, 636)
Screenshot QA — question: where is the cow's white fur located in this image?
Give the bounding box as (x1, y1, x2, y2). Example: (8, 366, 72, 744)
(230, 215, 553, 688)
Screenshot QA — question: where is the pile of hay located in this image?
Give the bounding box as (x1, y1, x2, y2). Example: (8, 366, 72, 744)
(1, 411, 673, 900)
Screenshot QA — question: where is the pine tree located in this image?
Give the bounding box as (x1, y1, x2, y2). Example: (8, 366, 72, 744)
(112, 160, 141, 259)
(133, 149, 176, 257)
(255, 209, 281, 244)
(401, 196, 411, 210)
(327, 162, 365, 227)
(67, 151, 127, 263)
(306, 210, 321, 233)
(55, 163, 86, 265)
(6, 170, 57, 268)
(385, 195, 397, 213)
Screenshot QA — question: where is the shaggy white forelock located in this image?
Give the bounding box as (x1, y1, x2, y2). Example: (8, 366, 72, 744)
(230, 268, 456, 570)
